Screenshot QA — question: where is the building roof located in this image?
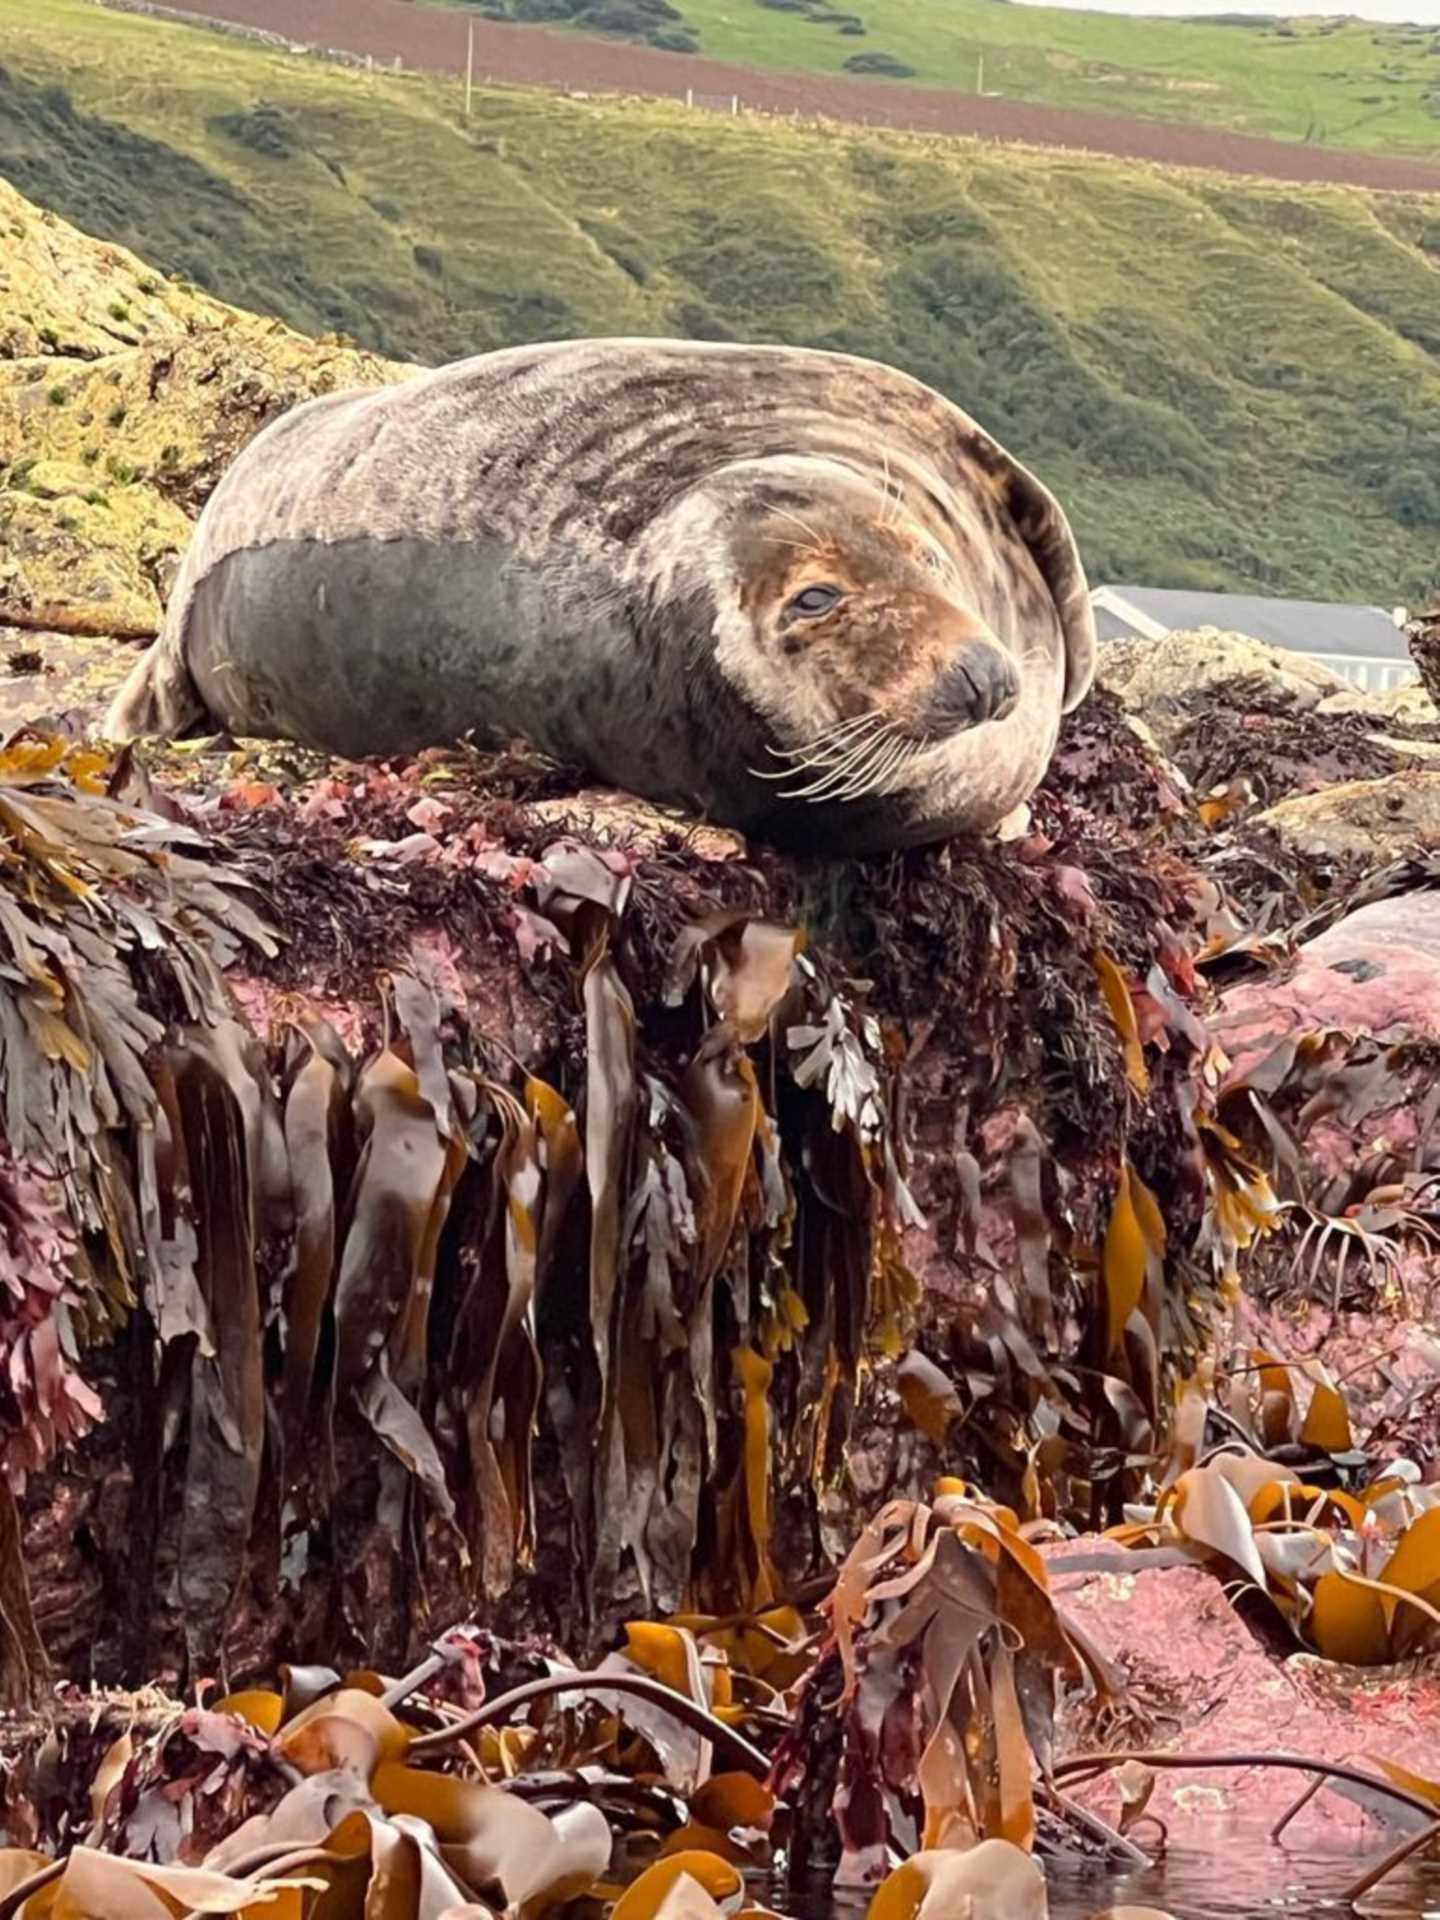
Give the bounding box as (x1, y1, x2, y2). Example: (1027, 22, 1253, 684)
(1091, 585, 1412, 662)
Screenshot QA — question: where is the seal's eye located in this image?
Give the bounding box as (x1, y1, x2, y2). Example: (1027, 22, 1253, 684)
(787, 584, 843, 620)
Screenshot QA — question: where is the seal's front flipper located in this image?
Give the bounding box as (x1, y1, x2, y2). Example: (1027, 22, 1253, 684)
(103, 639, 206, 743)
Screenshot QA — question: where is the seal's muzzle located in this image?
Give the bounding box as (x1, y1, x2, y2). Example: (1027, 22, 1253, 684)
(912, 642, 1021, 741)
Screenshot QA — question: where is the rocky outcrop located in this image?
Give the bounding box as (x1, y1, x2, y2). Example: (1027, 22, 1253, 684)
(1318, 680, 1440, 725)
(1254, 770, 1440, 861)
(1409, 605, 1440, 706)
(1097, 630, 1440, 851)
(1096, 627, 1355, 746)
(0, 177, 408, 656)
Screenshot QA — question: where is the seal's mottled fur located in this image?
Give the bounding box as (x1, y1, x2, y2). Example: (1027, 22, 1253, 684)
(105, 338, 1094, 853)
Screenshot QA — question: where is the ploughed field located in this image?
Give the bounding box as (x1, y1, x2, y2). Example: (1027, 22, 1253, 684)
(171, 0, 1440, 193)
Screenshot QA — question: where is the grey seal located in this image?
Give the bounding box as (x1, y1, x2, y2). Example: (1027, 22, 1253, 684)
(104, 338, 1095, 853)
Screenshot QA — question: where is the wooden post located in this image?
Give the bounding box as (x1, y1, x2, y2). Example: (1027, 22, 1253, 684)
(686, 85, 693, 108)
(465, 19, 474, 117)
(977, 55, 984, 95)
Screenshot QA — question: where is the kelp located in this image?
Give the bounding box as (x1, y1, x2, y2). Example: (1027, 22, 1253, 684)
(2, 704, 1436, 1912)
(1096, 1353, 1440, 1665)
(0, 733, 275, 1179)
(769, 1487, 1120, 1892)
(0, 1626, 794, 1918)
(2, 726, 1257, 1690)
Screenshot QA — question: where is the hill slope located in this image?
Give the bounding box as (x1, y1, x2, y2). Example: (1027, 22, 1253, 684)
(2, 0, 1439, 603)
(468, 0, 1440, 159)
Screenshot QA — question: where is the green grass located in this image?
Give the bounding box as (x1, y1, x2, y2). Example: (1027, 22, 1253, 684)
(2, 0, 1440, 602)
(482, 0, 1440, 159)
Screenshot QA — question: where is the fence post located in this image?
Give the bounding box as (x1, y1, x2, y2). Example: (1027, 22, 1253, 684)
(730, 94, 738, 115)
(686, 86, 693, 109)
(465, 18, 474, 116)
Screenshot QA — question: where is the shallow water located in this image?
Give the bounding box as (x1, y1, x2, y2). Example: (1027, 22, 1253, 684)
(1042, 1823, 1440, 1919)
(805, 1821, 1440, 1919)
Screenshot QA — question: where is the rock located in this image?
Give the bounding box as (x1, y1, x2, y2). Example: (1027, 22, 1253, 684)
(0, 188, 213, 360)
(1378, 677, 1440, 726)
(0, 175, 409, 657)
(1408, 606, 1440, 709)
(1315, 686, 1383, 717)
(1214, 888, 1440, 1071)
(1253, 771, 1440, 862)
(8, 458, 98, 502)
(0, 623, 138, 732)
(1313, 678, 1431, 722)
(1367, 731, 1440, 764)
(1098, 628, 1352, 751)
(1211, 886, 1440, 1208)
(1053, 1555, 1440, 1837)
(0, 483, 192, 638)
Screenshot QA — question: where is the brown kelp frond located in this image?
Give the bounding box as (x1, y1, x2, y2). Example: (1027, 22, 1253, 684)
(1105, 1357, 1440, 1666)
(770, 1487, 1118, 1889)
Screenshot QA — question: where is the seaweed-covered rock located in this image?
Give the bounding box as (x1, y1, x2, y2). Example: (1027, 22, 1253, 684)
(4, 177, 1436, 1775)
(0, 718, 1237, 1691)
(1098, 628, 1353, 744)
(1409, 603, 1440, 708)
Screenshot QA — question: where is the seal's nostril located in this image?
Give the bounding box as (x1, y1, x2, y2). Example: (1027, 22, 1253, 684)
(925, 647, 1020, 732)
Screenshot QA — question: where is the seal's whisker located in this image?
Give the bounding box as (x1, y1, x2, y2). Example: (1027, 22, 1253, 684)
(874, 737, 926, 796)
(757, 712, 883, 768)
(798, 713, 885, 761)
(749, 725, 881, 784)
(831, 730, 912, 802)
(794, 725, 904, 803)
(825, 749, 892, 803)
(877, 448, 896, 532)
(766, 503, 826, 548)
(774, 724, 894, 798)
(773, 736, 886, 799)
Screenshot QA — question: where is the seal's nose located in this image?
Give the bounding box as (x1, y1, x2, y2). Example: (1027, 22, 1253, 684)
(921, 643, 1021, 736)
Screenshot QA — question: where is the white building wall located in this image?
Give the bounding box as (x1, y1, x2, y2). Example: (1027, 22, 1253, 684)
(1307, 653, 1419, 693)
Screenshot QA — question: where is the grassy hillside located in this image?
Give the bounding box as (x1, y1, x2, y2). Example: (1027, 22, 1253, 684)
(2, 0, 1439, 603)
(476, 0, 1440, 158)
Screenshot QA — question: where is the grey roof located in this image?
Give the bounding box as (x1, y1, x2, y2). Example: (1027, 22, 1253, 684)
(1092, 585, 1411, 661)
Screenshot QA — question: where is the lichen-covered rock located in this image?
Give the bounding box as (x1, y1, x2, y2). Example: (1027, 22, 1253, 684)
(1097, 627, 1353, 749)
(1253, 771, 1440, 861)
(0, 176, 409, 644)
(1379, 679, 1440, 725)
(0, 482, 192, 637)
(1316, 681, 1435, 724)
(0, 181, 215, 359)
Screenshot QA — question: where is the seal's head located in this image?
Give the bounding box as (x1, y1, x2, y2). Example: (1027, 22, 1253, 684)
(650, 453, 1094, 849)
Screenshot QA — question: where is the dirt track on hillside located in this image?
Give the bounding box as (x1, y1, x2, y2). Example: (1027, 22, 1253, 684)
(166, 0, 1440, 193)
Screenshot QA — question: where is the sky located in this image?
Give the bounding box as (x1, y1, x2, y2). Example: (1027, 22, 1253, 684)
(1011, 0, 1440, 19)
